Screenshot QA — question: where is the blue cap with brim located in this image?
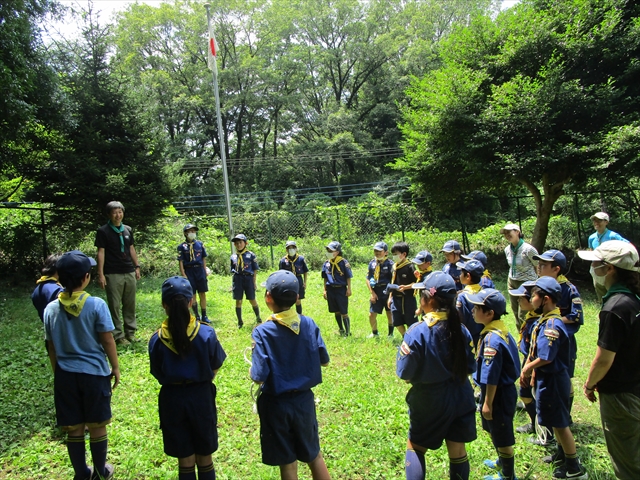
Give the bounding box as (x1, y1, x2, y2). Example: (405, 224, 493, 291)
(56, 250, 97, 278)
(285, 240, 297, 248)
(533, 249, 567, 270)
(416, 271, 457, 300)
(508, 280, 536, 298)
(533, 276, 562, 301)
(265, 270, 299, 297)
(412, 250, 433, 265)
(466, 288, 507, 317)
(441, 240, 461, 253)
(232, 233, 248, 242)
(373, 241, 388, 251)
(326, 241, 341, 252)
(162, 276, 194, 302)
(461, 250, 488, 267)
(456, 259, 485, 277)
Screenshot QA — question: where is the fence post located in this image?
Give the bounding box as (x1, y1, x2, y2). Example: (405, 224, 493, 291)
(516, 197, 522, 231)
(267, 215, 274, 268)
(573, 193, 583, 249)
(336, 208, 342, 243)
(401, 205, 406, 242)
(40, 208, 48, 259)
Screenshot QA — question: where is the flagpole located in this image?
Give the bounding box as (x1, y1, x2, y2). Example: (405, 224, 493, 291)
(205, 3, 234, 250)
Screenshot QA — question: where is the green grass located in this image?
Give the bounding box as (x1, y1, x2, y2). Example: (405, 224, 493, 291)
(0, 268, 617, 479)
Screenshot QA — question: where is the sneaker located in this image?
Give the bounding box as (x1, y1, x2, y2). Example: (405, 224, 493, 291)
(367, 333, 380, 338)
(91, 463, 114, 480)
(484, 473, 518, 480)
(516, 422, 534, 434)
(201, 316, 211, 325)
(256, 318, 262, 324)
(528, 435, 556, 447)
(553, 463, 587, 479)
(338, 329, 347, 337)
(115, 338, 130, 346)
(238, 320, 244, 329)
(543, 452, 565, 467)
(483, 459, 501, 471)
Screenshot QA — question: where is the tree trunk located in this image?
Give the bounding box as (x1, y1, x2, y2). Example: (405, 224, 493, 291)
(521, 174, 565, 253)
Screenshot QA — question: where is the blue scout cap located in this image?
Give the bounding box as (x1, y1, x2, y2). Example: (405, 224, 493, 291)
(412, 250, 433, 265)
(508, 280, 536, 298)
(456, 259, 485, 277)
(461, 250, 488, 267)
(56, 250, 97, 278)
(533, 249, 566, 270)
(441, 240, 461, 253)
(183, 223, 198, 232)
(326, 241, 341, 252)
(466, 288, 507, 317)
(533, 276, 562, 301)
(265, 270, 299, 297)
(418, 271, 457, 300)
(232, 233, 248, 242)
(285, 240, 297, 248)
(373, 241, 388, 251)
(161, 276, 194, 302)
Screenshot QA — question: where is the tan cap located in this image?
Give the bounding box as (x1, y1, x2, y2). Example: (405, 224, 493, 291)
(500, 223, 521, 234)
(578, 240, 639, 271)
(590, 212, 610, 222)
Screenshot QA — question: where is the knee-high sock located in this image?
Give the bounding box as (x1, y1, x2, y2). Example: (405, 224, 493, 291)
(343, 316, 351, 335)
(197, 462, 216, 480)
(388, 324, 395, 336)
(89, 434, 108, 479)
(235, 307, 242, 324)
(335, 313, 344, 331)
(498, 451, 515, 479)
(449, 454, 470, 480)
(524, 400, 537, 426)
(179, 465, 196, 480)
(252, 305, 261, 322)
(405, 449, 426, 480)
(67, 434, 90, 480)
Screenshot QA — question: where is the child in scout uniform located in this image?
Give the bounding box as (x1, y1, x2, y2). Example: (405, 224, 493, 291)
(533, 249, 584, 419)
(507, 281, 540, 437)
(468, 289, 521, 480)
(149, 276, 227, 480)
(441, 240, 464, 291)
(178, 224, 210, 324)
(250, 270, 331, 480)
(366, 241, 394, 338)
(461, 250, 495, 289)
(279, 240, 309, 315)
(396, 272, 477, 480)
(322, 241, 353, 336)
(456, 259, 486, 347)
(231, 234, 261, 328)
(32, 254, 63, 323)
(386, 242, 417, 337)
(43, 250, 120, 480)
(412, 251, 433, 283)
(520, 277, 587, 480)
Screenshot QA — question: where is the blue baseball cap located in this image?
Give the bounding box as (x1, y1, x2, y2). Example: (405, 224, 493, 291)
(162, 276, 194, 302)
(533, 276, 562, 301)
(183, 223, 198, 232)
(456, 259, 485, 277)
(265, 270, 299, 297)
(373, 241, 388, 251)
(416, 271, 457, 300)
(533, 249, 566, 270)
(285, 240, 297, 248)
(466, 288, 507, 317)
(326, 241, 341, 252)
(461, 250, 488, 267)
(412, 250, 433, 265)
(508, 280, 536, 298)
(441, 240, 461, 253)
(56, 250, 97, 278)
(232, 233, 248, 242)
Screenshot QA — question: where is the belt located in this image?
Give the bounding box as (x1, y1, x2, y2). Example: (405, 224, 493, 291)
(184, 265, 202, 269)
(327, 284, 346, 288)
(235, 272, 254, 276)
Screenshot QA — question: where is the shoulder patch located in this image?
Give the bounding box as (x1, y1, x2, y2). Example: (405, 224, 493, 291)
(544, 328, 560, 340)
(399, 341, 411, 357)
(483, 346, 497, 358)
(572, 297, 582, 304)
(456, 300, 462, 308)
(344, 261, 351, 268)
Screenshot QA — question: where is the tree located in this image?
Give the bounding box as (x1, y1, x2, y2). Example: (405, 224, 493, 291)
(399, 0, 640, 251)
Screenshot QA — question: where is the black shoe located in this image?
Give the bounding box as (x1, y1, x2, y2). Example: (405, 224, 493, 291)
(543, 452, 565, 467)
(200, 315, 211, 325)
(238, 320, 244, 329)
(256, 318, 262, 324)
(91, 464, 114, 480)
(553, 463, 587, 479)
(516, 423, 534, 434)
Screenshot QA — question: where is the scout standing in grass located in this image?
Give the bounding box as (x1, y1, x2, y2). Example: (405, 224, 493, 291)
(468, 289, 520, 480)
(44, 250, 120, 480)
(366, 241, 394, 338)
(441, 240, 464, 291)
(178, 224, 210, 324)
(387, 242, 417, 337)
(279, 240, 309, 315)
(251, 270, 331, 480)
(520, 277, 587, 480)
(32, 254, 63, 353)
(231, 234, 261, 328)
(149, 276, 227, 480)
(461, 250, 495, 289)
(396, 272, 477, 480)
(322, 241, 353, 336)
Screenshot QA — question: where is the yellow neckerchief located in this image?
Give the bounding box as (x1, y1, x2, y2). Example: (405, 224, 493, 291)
(527, 307, 561, 362)
(287, 254, 299, 273)
(477, 319, 510, 357)
(36, 275, 59, 285)
(158, 315, 200, 355)
(185, 239, 196, 262)
(422, 310, 448, 327)
(236, 247, 247, 270)
(557, 274, 568, 284)
(391, 258, 411, 283)
(518, 310, 540, 345)
(58, 291, 91, 317)
(483, 269, 492, 279)
(463, 283, 482, 295)
(414, 267, 432, 297)
(373, 256, 386, 281)
(330, 255, 344, 277)
(268, 309, 301, 335)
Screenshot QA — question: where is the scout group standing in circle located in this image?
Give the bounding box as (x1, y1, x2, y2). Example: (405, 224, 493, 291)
(32, 202, 639, 480)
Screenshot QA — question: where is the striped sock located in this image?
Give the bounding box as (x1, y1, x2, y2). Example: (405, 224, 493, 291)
(498, 451, 515, 479)
(565, 451, 579, 471)
(179, 465, 196, 480)
(405, 449, 425, 480)
(66, 434, 90, 480)
(89, 434, 108, 478)
(449, 454, 470, 480)
(197, 462, 216, 480)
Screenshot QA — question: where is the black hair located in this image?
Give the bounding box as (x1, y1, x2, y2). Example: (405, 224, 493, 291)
(531, 286, 559, 303)
(166, 295, 193, 356)
(420, 290, 468, 382)
(613, 267, 640, 296)
(479, 304, 502, 320)
(42, 254, 61, 276)
(391, 242, 409, 255)
(462, 270, 482, 284)
(105, 201, 125, 215)
(269, 290, 298, 309)
(58, 272, 87, 294)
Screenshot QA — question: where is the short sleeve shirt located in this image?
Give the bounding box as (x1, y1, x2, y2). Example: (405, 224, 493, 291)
(230, 250, 259, 275)
(588, 229, 629, 249)
(177, 240, 207, 267)
(279, 255, 309, 277)
(557, 280, 584, 334)
(95, 223, 135, 274)
(474, 329, 521, 387)
(531, 316, 570, 373)
(504, 242, 538, 281)
(366, 258, 394, 286)
(321, 258, 353, 286)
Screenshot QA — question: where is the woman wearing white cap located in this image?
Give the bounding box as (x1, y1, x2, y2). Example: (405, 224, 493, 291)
(501, 223, 538, 329)
(588, 212, 629, 302)
(578, 241, 640, 480)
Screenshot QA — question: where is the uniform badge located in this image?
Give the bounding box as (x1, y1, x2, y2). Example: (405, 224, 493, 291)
(572, 298, 582, 304)
(344, 261, 351, 268)
(544, 328, 560, 340)
(483, 346, 497, 364)
(456, 300, 462, 308)
(399, 341, 411, 357)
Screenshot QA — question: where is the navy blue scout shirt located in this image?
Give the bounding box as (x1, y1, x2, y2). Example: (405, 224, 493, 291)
(519, 313, 540, 356)
(279, 255, 309, 277)
(177, 240, 207, 267)
(479, 276, 495, 289)
(392, 261, 415, 297)
(321, 258, 353, 286)
(457, 287, 483, 347)
(474, 326, 521, 387)
(366, 258, 393, 286)
(230, 250, 259, 275)
(556, 280, 584, 335)
(251, 315, 329, 396)
(149, 324, 227, 385)
(31, 280, 63, 322)
(529, 311, 570, 373)
(396, 315, 476, 384)
(442, 263, 463, 291)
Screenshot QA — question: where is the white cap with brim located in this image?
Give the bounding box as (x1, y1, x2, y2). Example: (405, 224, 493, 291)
(590, 212, 610, 222)
(577, 240, 640, 271)
(500, 223, 521, 234)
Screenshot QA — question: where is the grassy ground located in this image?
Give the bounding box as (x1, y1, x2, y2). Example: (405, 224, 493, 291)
(0, 267, 617, 479)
